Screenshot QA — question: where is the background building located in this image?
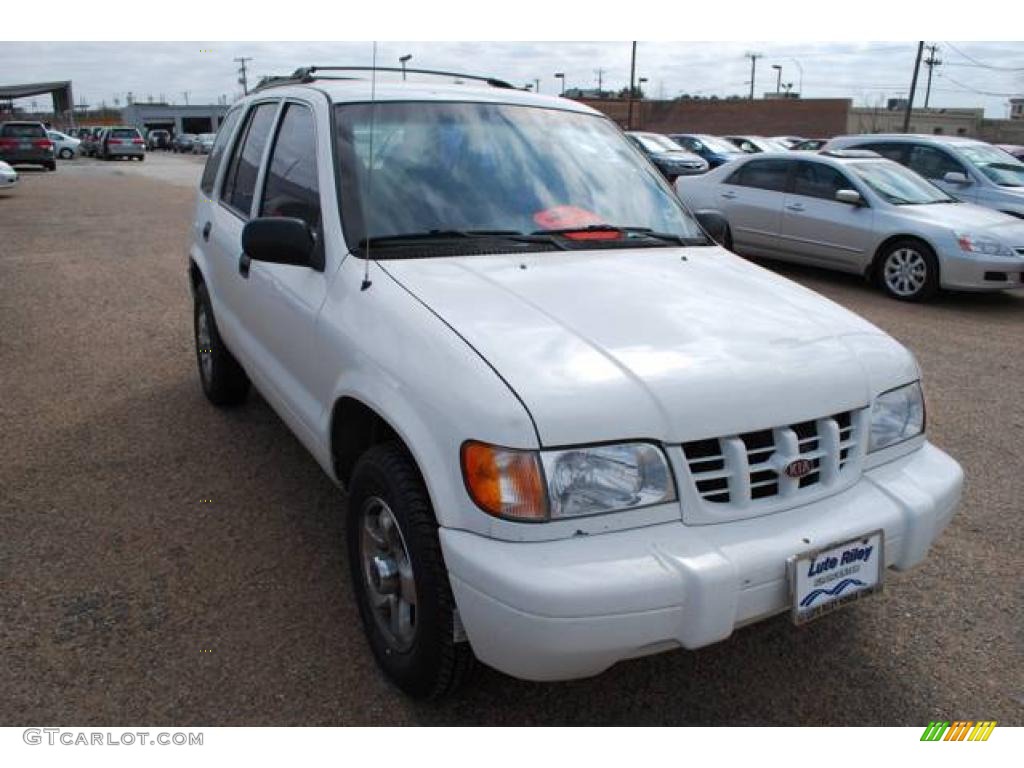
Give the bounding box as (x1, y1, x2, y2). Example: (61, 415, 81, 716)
(120, 103, 229, 136)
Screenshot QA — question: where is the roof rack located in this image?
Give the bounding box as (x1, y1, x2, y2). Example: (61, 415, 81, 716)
(253, 66, 515, 93)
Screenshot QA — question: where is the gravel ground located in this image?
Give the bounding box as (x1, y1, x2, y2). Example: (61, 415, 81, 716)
(1, 153, 1021, 725)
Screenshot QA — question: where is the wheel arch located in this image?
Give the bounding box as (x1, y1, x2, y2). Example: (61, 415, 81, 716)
(865, 233, 940, 281)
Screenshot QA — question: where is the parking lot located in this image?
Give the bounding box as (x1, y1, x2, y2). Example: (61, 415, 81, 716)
(1, 151, 1021, 725)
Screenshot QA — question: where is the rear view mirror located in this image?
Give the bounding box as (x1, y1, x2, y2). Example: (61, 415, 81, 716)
(695, 210, 730, 245)
(943, 171, 971, 184)
(242, 217, 319, 270)
(835, 189, 864, 206)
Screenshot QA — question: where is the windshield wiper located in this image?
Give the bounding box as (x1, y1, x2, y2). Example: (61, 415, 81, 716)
(530, 224, 709, 246)
(360, 229, 569, 250)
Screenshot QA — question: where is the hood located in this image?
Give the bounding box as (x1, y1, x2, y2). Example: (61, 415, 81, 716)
(898, 201, 1024, 242)
(382, 248, 918, 447)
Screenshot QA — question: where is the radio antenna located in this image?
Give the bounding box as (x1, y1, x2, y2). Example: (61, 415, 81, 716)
(361, 41, 378, 291)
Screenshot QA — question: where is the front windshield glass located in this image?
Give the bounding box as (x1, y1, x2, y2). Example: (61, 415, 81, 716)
(334, 102, 705, 249)
(698, 135, 742, 154)
(849, 160, 955, 205)
(634, 133, 684, 153)
(957, 143, 1024, 187)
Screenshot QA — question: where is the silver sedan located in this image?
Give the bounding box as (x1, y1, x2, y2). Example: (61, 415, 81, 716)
(675, 149, 1024, 300)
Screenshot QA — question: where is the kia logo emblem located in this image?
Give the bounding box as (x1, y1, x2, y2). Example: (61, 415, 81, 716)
(785, 459, 814, 479)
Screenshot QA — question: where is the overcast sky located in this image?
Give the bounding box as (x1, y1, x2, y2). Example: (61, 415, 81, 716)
(2, 41, 1022, 117)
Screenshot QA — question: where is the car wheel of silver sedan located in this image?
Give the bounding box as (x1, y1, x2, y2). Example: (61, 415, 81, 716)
(878, 239, 939, 302)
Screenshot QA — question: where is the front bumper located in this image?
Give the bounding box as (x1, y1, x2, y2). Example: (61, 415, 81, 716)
(938, 249, 1024, 290)
(441, 442, 962, 681)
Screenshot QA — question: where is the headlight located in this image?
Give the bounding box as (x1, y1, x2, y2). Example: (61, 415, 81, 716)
(868, 382, 925, 453)
(955, 232, 1015, 257)
(461, 441, 676, 522)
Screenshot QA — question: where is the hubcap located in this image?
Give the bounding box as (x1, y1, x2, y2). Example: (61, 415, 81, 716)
(196, 307, 213, 383)
(360, 497, 417, 652)
(883, 248, 927, 297)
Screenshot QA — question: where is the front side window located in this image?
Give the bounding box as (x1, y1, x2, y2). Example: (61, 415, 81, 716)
(957, 143, 1024, 188)
(848, 160, 955, 205)
(333, 102, 705, 252)
(791, 161, 853, 201)
(907, 145, 965, 180)
(201, 108, 242, 195)
(260, 103, 321, 229)
(858, 142, 907, 163)
(727, 158, 791, 192)
(220, 102, 277, 217)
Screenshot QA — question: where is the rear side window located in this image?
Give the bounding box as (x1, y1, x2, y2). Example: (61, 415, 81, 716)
(792, 161, 853, 201)
(220, 102, 278, 217)
(907, 145, 966, 180)
(112, 129, 139, 138)
(727, 158, 791, 192)
(260, 103, 321, 228)
(858, 142, 907, 164)
(1, 123, 46, 138)
(200, 109, 243, 195)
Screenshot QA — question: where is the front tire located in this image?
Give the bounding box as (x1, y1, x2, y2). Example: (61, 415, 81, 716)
(877, 238, 940, 302)
(59, 148, 73, 159)
(193, 282, 250, 405)
(347, 443, 473, 698)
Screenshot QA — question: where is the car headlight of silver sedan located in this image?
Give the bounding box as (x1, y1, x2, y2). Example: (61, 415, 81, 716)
(462, 441, 676, 521)
(868, 382, 925, 453)
(955, 232, 1016, 257)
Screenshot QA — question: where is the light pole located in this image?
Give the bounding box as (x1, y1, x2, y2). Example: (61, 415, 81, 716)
(399, 54, 412, 81)
(534, 78, 540, 94)
(771, 64, 782, 94)
(554, 72, 565, 95)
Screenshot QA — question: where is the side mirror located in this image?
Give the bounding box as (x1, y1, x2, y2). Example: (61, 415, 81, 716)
(835, 189, 864, 206)
(943, 171, 971, 184)
(242, 217, 318, 269)
(695, 210, 730, 245)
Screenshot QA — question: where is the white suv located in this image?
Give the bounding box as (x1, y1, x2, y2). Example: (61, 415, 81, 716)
(188, 67, 963, 698)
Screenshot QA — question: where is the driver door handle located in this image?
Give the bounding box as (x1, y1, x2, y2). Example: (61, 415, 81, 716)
(721, 191, 737, 199)
(202, 221, 212, 241)
(238, 252, 251, 278)
(785, 203, 805, 212)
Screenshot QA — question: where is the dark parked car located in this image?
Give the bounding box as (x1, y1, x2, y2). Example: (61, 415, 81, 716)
(0, 121, 56, 170)
(625, 131, 709, 181)
(172, 133, 197, 153)
(668, 133, 747, 168)
(790, 138, 828, 151)
(147, 129, 171, 150)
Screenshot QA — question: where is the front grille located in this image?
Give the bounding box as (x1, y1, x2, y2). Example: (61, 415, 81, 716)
(682, 410, 862, 506)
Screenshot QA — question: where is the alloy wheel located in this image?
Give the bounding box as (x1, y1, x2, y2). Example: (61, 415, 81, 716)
(360, 496, 417, 653)
(883, 247, 928, 297)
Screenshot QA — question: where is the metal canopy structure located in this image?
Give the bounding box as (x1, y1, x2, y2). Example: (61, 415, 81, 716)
(0, 80, 75, 116)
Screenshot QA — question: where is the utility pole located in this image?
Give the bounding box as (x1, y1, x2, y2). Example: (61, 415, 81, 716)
(745, 52, 762, 100)
(627, 41, 637, 130)
(182, 91, 190, 106)
(594, 68, 605, 96)
(234, 56, 253, 96)
(902, 42, 924, 133)
(923, 44, 941, 109)
(534, 78, 540, 94)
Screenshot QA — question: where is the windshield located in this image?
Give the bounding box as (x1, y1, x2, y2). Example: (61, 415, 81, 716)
(957, 143, 1024, 187)
(697, 135, 742, 154)
(334, 102, 705, 251)
(633, 133, 684, 153)
(849, 160, 955, 205)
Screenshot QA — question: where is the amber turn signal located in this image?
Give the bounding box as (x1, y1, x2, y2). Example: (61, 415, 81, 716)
(460, 441, 547, 521)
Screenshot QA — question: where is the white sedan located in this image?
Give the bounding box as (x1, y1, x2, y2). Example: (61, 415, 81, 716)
(0, 160, 18, 190)
(47, 130, 81, 159)
(676, 149, 1024, 301)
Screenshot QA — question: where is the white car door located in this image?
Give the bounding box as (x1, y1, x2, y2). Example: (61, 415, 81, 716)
(780, 160, 875, 270)
(240, 99, 334, 436)
(205, 100, 281, 361)
(715, 158, 789, 254)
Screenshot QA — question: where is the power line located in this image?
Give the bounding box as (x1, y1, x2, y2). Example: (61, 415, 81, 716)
(938, 73, 1022, 98)
(942, 41, 1024, 72)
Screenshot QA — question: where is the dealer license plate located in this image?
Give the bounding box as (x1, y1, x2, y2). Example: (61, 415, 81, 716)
(788, 530, 883, 625)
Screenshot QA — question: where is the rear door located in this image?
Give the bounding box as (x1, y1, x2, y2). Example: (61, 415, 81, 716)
(780, 160, 874, 269)
(205, 100, 280, 361)
(717, 158, 791, 253)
